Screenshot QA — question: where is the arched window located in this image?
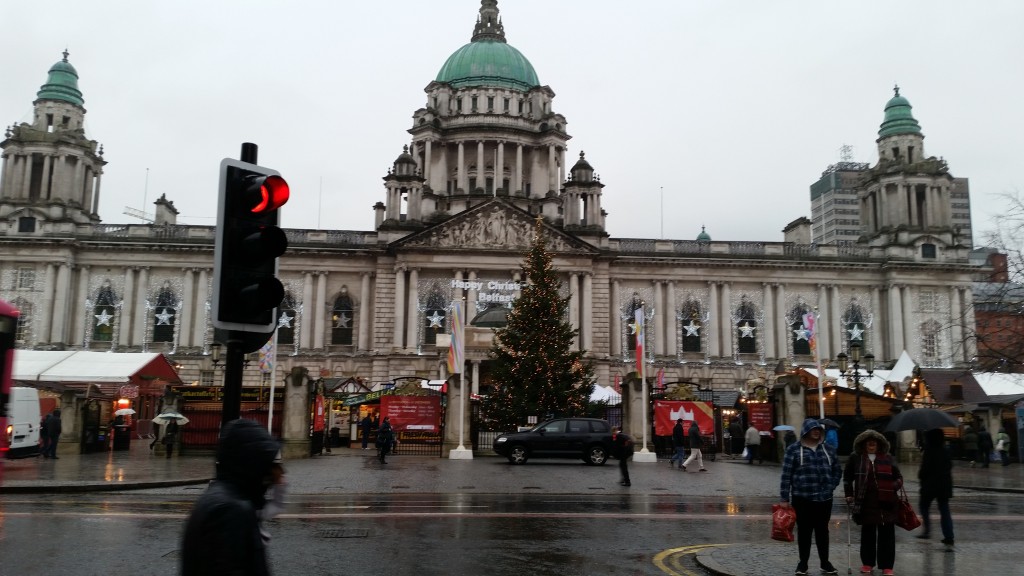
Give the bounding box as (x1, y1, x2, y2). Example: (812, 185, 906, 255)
(920, 319, 941, 361)
(842, 302, 867, 351)
(92, 280, 117, 342)
(736, 298, 757, 354)
(790, 302, 812, 356)
(277, 292, 297, 345)
(680, 298, 703, 353)
(152, 281, 177, 343)
(331, 287, 354, 346)
(423, 291, 447, 345)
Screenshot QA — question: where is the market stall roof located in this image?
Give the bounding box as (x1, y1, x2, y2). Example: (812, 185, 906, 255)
(13, 351, 183, 385)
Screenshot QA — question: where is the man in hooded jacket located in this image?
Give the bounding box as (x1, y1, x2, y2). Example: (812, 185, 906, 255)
(182, 419, 282, 576)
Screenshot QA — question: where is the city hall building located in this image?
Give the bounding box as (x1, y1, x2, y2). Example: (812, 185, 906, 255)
(0, 2, 981, 456)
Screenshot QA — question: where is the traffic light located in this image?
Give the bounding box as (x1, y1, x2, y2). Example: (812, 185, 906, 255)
(212, 158, 290, 332)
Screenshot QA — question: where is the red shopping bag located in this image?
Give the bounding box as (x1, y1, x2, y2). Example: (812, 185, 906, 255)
(771, 503, 796, 542)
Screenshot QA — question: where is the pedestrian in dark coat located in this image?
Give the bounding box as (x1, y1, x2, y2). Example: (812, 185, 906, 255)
(182, 419, 281, 576)
(728, 419, 744, 458)
(681, 421, 707, 472)
(917, 428, 955, 546)
(613, 427, 634, 486)
(43, 410, 62, 458)
(780, 418, 842, 575)
(376, 417, 394, 464)
(843, 429, 903, 575)
(360, 414, 373, 450)
(977, 425, 994, 468)
(163, 420, 179, 458)
(962, 425, 979, 467)
(669, 418, 686, 469)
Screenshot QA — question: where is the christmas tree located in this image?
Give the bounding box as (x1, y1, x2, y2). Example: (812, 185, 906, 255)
(483, 217, 595, 430)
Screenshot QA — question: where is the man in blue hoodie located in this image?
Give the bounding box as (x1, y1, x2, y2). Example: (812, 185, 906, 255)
(780, 418, 842, 575)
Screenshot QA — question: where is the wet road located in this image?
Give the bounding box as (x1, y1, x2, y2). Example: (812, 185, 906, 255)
(3, 491, 1024, 575)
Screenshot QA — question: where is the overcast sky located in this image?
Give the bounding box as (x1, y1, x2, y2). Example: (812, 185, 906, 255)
(2, 1, 1022, 243)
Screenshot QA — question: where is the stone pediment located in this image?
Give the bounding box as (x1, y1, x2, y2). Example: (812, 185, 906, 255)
(395, 200, 596, 254)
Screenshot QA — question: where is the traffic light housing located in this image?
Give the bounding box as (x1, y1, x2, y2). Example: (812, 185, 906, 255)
(212, 159, 289, 332)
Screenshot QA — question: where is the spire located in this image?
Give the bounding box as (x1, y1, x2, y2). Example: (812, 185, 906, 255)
(472, 0, 506, 43)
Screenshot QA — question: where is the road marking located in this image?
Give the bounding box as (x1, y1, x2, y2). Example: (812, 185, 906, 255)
(653, 544, 723, 576)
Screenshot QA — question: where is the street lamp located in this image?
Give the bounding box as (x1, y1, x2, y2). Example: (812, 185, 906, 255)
(836, 343, 874, 426)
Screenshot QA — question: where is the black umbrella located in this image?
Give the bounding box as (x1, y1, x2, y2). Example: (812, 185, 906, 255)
(818, 418, 840, 429)
(885, 408, 959, 432)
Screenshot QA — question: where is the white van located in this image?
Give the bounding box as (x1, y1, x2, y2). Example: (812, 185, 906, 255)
(5, 386, 41, 458)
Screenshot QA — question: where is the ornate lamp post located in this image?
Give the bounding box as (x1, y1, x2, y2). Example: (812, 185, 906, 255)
(836, 343, 874, 425)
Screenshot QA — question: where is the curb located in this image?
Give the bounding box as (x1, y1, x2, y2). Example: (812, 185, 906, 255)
(0, 477, 211, 494)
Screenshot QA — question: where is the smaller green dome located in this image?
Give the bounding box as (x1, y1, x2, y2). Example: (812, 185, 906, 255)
(36, 50, 84, 106)
(696, 226, 711, 242)
(878, 85, 920, 139)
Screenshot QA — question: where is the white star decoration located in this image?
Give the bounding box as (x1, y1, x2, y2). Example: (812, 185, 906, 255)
(427, 311, 444, 328)
(738, 322, 756, 338)
(847, 325, 864, 341)
(684, 320, 701, 337)
(154, 309, 174, 326)
(628, 321, 639, 335)
(278, 312, 293, 329)
(793, 327, 810, 341)
(95, 309, 114, 327)
(335, 312, 351, 329)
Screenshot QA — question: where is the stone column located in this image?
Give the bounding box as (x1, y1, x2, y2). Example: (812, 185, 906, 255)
(476, 141, 485, 191)
(547, 145, 557, 192)
(721, 282, 733, 358)
(0, 153, 10, 193)
(610, 280, 621, 357)
(829, 285, 841, 358)
(496, 141, 505, 191)
(457, 142, 466, 192)
(406, 268, 420, 352)
(900, 285, 912, 358)
(21, 154, 33, 199)
(119, 268, 135, 347)
(569, 273, 580, 350)
(423, 139, 432, 185)
(301, 272, 314, 349)
(471, 360, 480, 396)
(314, 272, 327, 350)
(180, 269, 195, 347)
(888, 285, 904, 358)
(193, 269, 209, 347)
(74, 266, 90, 346)
(467, 270, 478, 323)
(133, 267, 150, 345)
(393, 266, 406, 350)
(816, 284, 829, 358)
(776, 284, 788, 357)
(870, 286, 883, 357)
(653, 281, 664, 355)
(950, 285, 964, 364)
(665, 281, 677, 357)
(708, 282, 719, 357)
(582, 273, 593, 352)
(40, 155, 53, 199)
(49, 263, 72, 344)
(962, 288, 977, 361)
(763, 283, 775, 359)
(359, 272, 372, 351)
(515, 144, 524, 194)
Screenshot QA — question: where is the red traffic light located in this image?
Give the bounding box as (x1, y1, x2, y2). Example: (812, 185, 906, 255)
(252, 175, 290, 213)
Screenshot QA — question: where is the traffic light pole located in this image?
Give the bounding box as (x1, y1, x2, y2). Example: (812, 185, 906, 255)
(222, 335, 245, 424)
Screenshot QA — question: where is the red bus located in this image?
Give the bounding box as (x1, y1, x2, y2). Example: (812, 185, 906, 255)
(0, 300, 19, 464)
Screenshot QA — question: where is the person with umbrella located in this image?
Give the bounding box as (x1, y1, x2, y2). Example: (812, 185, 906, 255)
(917, 428, 955, 546)
(154, 412, 189, 458)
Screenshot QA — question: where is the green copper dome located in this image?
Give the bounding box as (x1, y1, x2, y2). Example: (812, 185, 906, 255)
(878, 85, 920, 139)
(36, 50, 84, 106)
(436, 1, 539, 91)
(436, 40, 538, 91)
(696, 226, 711, 242)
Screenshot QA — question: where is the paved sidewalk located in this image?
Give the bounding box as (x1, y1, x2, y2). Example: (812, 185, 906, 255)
(2, 446, 1022, 575)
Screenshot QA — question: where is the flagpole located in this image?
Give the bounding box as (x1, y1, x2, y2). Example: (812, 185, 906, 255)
(267, 330, 279, 434)
(634, 305, 655, 462)
(449, 299, 472, 459)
